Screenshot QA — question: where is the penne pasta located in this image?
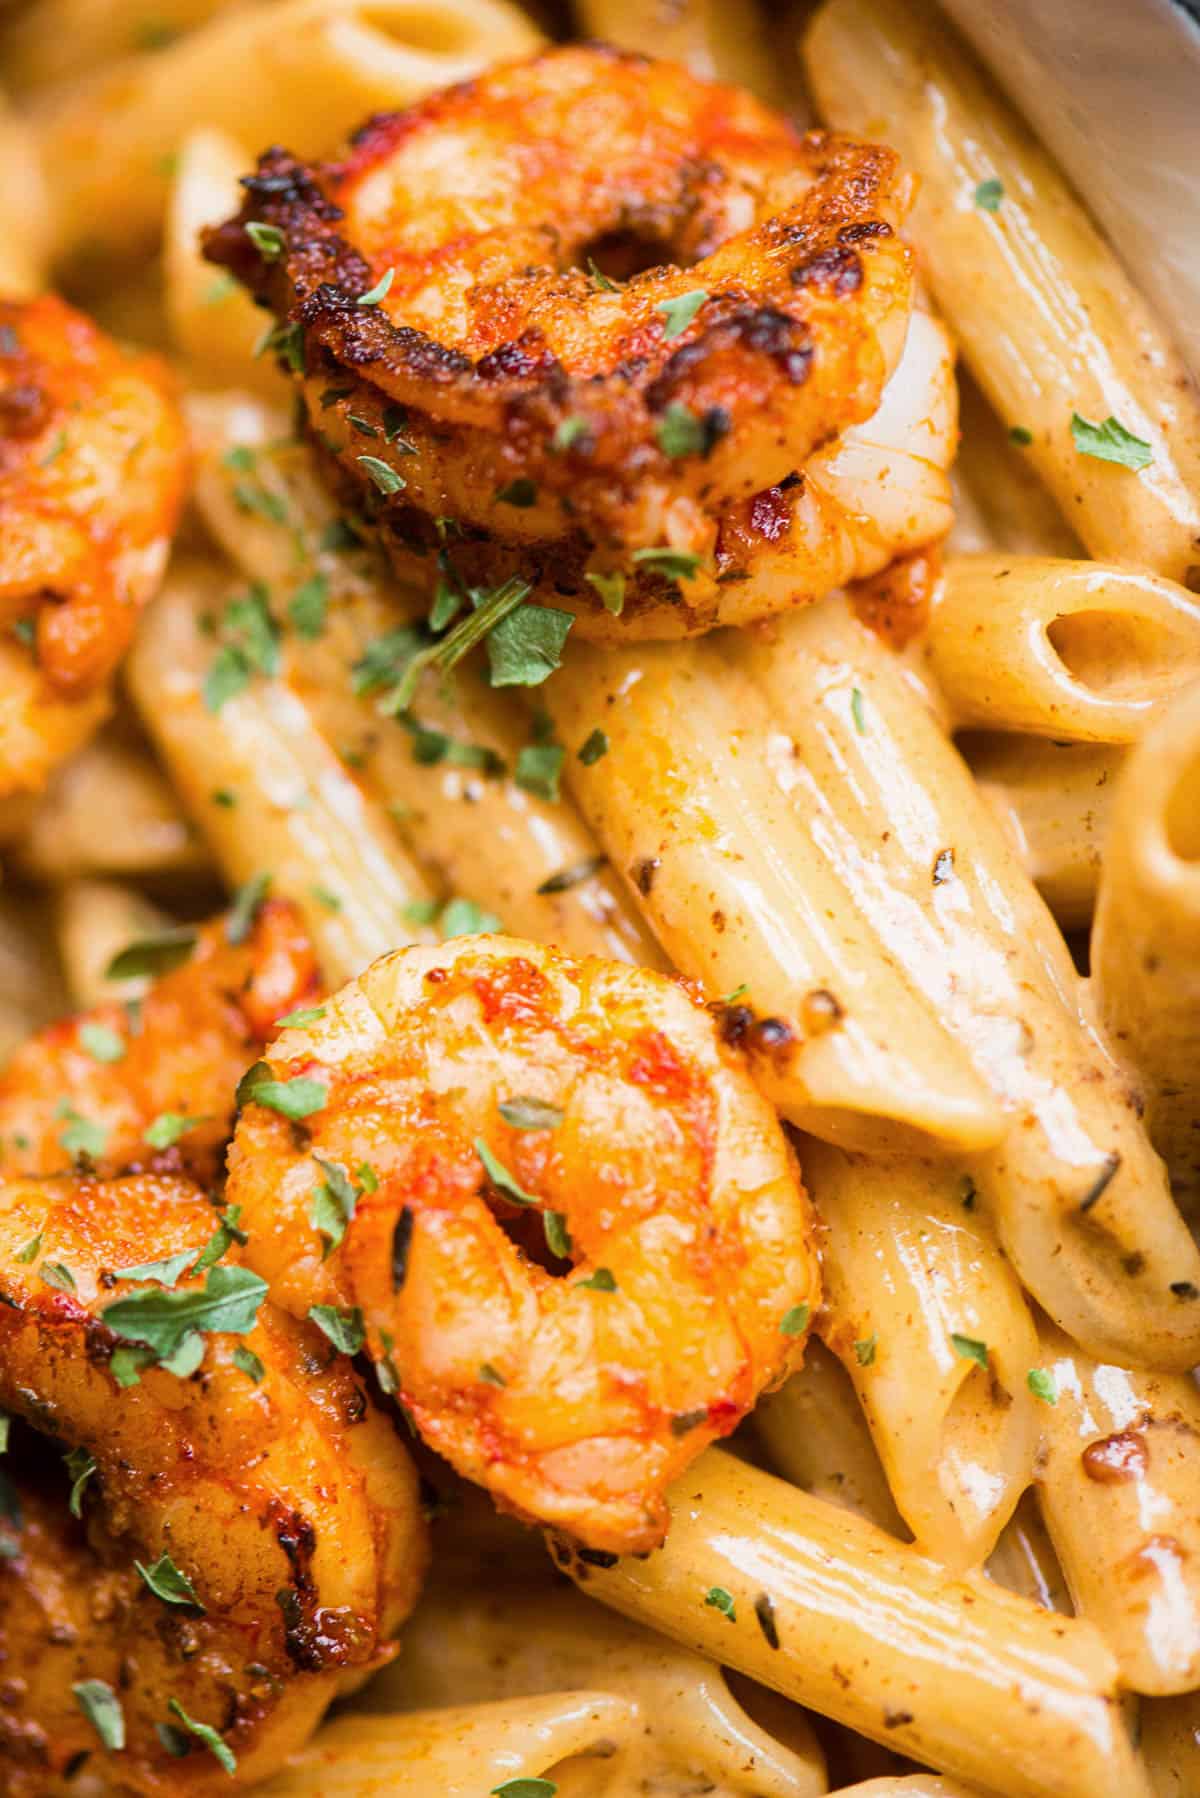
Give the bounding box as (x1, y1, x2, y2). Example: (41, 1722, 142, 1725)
(0, 890, 68, 1065)
(952, 372, 1081, 560)
(0, 91, 50, 297)
(929, 557, 1200, 744)
(544, 633, 1004, 1151)
(965, 734, 1121, 933)
(984, 1490, 1071, 1617)
(1035, 1316, 1200, 1696)
(52, 878, 173, 1009)
(730, 594, 1200, 1372)
(755, 1337, 906, 1536)
(553, 1447, 1151, 1798)
(30, 0, 543, 266)
(1092, 682, 1200, 1207)
(0, 0, 245, 93)
(805, 0, 1200, 589)
(801, 1138, 1040, 1573)
(573, 0, 796, 112)
(165, 128, 286, 392)
(251, 1694, 640, 1797)
(15, 720, 210, 882)
(828, 1782, 993, 1798)
(187, 393, 664, 965)
(126, 556, 439, 981)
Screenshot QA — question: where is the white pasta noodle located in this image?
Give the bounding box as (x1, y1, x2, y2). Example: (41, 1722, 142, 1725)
(51, 878, 174, 1010)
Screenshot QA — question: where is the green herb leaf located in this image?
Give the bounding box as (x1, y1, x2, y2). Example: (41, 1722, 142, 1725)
(705, 1585, 736, 1620)
(143, 1112, 204, 1150)
(656, 402, 705, 458)
(587, 258, 619, 290)
(166, 1698, 236, 1774)
(105, 927, 197, 982)
(357, 455, 405, 495)
(631, 547, 701, 582)
(357, 268, 395, 306)
(552, 416, 588, 452)
(384, 576, 532, 713)
(109, 1345, 158, 1387)
(486, 604, 573, 688)
(289, 574, 328, 639)
(204, 644, 250, 713)
(854, 1334, 877, 1367)
(192, 1207, 247, 1274)
(15, 1233, 42, 1264)
(57, 1104, 107, 1163)
(307, 1304, 365, 1356)
(974, 178, 1004, 211)
(850, 687, 867, 735)
(495, 477, 537, 507)
(578, 728, 608, 765)
(73, 1680, 125, 1753)
(358, 1164, 379, 1193)
(237, 1065, 327, 1120)
(499, 1097, 564, 1131)
(101, 1264, 269, 1362)
(64, 1447, 95, 1518)
(79, 1022, 125, 1063)
(39, 1261, 77, 1293)
(309, 1158, 360, 1257)
(160, 1332, 205, 1377)
(491, 1782, 556, 1798)
(276, 1005, 326, 1029)
(780, 1303, 810, 1337)
(479, 1361, 507, 1387)
(1027, 1367, 1058, 1405)
(1070, 411, 1153, 471)
(951, 1332, 989, 1369)
(0, 1417, 8, 1454)
(515, 742, 565, 801)
(232, 480, 287, 525)
(475, 1139, 538, 1205)
(577, 1266, 617, 1292)
(136, 1551, 204, 1610)
(233, 1345, 265, 1383)
(1009, 425, 1033, 445)
(114, 1250, 196, 1289)
(543, 1210, 571, 1259)
(352, 625, 425, 696)
(439, 897, 503, 937)
(246, 221, 285, 259)
(657, 288, 708, 339)
(584, 570, 625, 615)
(226, 870, 271, 945)
(720, 983, 749, 1004)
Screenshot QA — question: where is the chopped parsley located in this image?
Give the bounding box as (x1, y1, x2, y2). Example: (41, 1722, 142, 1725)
(578, 728, 608, 765)
(235, 1063, 327, 1120)
(1009, 425, 1033, 446)
(226, 870, 271, 945)
(495, 477, 538, 507)
(310, 1158, 361, 1257)
(486, 602, 574, 688)
(101, 1265, 268, 1368)
(135, 1551, 204, 1610)
(276, 1005, 326, 1029)
(245, 220, 285, 259)
(515, 742, 565, 801)
(552, 416, 588, 452)
(439, 897, 503, 937)
(164, 1698, 236, 1774)
(357, 454, 405, 495)
(854, 1334, 877, 1366)
(657, 288, 708, 339)
(114, 1250, 197, 1289)
(105, 926, 197, 982)
(233, 1345, 265, 1383)
(288, 573, 328, 639)
(951, 1332, 989, 1369)
(577, 1267, 617, 1292)
(705, 1585, 736, 1620)
(203, 583, 279, 713)
(974, 178, 1004, 211)
(499, 1097, 563, 1130)
(475, 1139, 538, 1206)
(850, 687, 867, 735)
(14, 1233, 42, 1264)
(655, 403, 706, 459)
(307, 1304, 365, 1356)
(357, 268, 395, 306)
(39, 1261, 77, 1293)
(1070, 411, 1153, 471)
(479, 1362, 507, 1387)
(1027, 1367, 1058, 1405)
(491, 1782, 556, 1798)
(78, 1022, 125, 1063)
(143, 1112, 204, 1150)
(65, 1447, 96, 1518)
(631, 546, 701, 583)
(780, 1303, 810, 1336)
(585, 570, 625, 615)
(73, 1681, 125, 1753)
(57, 1107, 107, 1164)
(543, 1211, 571, 1259)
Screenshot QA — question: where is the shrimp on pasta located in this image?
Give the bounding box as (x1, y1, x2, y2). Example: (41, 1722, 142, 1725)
(226, 935, 820, 1553)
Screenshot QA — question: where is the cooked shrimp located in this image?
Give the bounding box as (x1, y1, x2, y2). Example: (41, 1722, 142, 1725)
(206, 43, 917, 634)
(0, 294, 187, 795)
(226, 935, 820, 1554)
(0, 897, 321, 1186)
(366, 303, 957, 638)
(0, 1171, 427, 1794)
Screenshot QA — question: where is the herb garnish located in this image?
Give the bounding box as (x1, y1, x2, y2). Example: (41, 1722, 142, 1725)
(631, 547, 701, 583)
(1070, 412, 1153, 471)
(537, 855, 606, 894)
(101, 1266, 268, 1371)
(73, 1681, 125, 1753)
(499, 1097, 563, 1130)
(79, 1023, 125, 1063)
(106, 927, 197, 981)
(136, 1551, 204, 1610)
(235, 1063, 327, 1119)
(705, 1585, 736, 1620)
(307, 1304, 365, 1355)
(164, 1698, 236, 1773)
(515, 743, 564, 801)
(974, 178, 1004, 211)
(226, 870, 271, 945)
(310, 1158, 361, 1256)
(951, 1333, 989, 1369)
(475, 1140, 538, 1205)
(356, 268, 395, 306)
(585, 570, 625, 615)
(245, 221, 285, 260)
(577, 1267, 617, 1292)
(780, 1304, 810, 1336)
(1027, 1368, 1057, 1404)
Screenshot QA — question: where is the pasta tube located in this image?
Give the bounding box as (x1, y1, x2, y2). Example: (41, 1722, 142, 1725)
(127, 557, 438, 982)
(165, 129, 285, 392)
(554, 1448, 1150, 1798)
(731, 595, 1200, 1371)
(0, 0, 243, 93)
(0, 92, 49, 296)
(16, 721, 209, 882)
(32, 0, 543, 264)
(188, 394, 663, 966)
(829, 1782, 991, 1798)
(1035, 1317, 1200, 1695)
(930, 557, 1200, 744)
(984, 1491, 1070, 1617)
(0, 892, 68, 1064)
(966, 735, 1121, 933)
(544, 635, 1003, 1150)
(802, 1139, 1040, 1573)
(253, 1694, 639, 1797)
(755, 1338, 905, 1536)
(53, 878, 173, 1010)
(1092, 682, 1200, 1206)
(805, 0, 1200, 588)
(574, 0, 798, 112)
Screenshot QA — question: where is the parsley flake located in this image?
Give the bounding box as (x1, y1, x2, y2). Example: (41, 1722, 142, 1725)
(476, 1139, 538, 1205)
(73, 1681, 125, 1753)
(65, 1447, 96, 1518)
(288, 574, 327, 639)
(656, 403, 706, 458)
(143, 1112, 203, 1150)
(357, 455, 405, 495)
(631, 547, 700, 583)
(585, 570, 625, 615)
(277, 1005, 326, 1029)
(308, 1305, 365, 1355)
(439, 897, 503, 937)
(1010, 425, 1033, 445)
(577, 1267, 617, 1292)
(578, 728, 608, 765)
(39, 1261, 77, 1293)
(552, 416, 588, 452)
(854, 1334, 877, 1366)
(657, 288, 708, 339)
(491, 1782, 556, 1798)
(705, 1585, 736, 1620)
(114, 1250, 196, 1289)
(850, 687, 867, 735)
(57, 1108, 107, 1163)
(136, 1551, 204, 1610)
(495, 477, 538, 507)
(1027, 1367, 1057, 1405)
(499, 1097, 564, 1130)
(356, 268, 395, 306)
(226, 870, 271, 945)
(105, 927, 197, 982)
(479, 1362, 507, 1386)
(236, 1063, 327, 1120)
(974, 178, 1004, 211)
(101, 1265, 268, 1365)
(780, 1304, 810, 1336)
(543, 1211, 571, 1259)
(309, 1158, 360, 1257)
(165, 1698, 236, 1774)
(951, 1332, 989, 1369)
(1070, 411, 1153, 471)
(515, 742, 565, 801)
(245, 221, 285, 260)
(233, 1345, 265, 1383)
(486, 603, 574, 689)
(78, 1022, 125, 1063)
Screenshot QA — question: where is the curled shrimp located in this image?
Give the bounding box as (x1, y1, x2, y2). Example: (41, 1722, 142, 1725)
(227, 936, 820, 1553)
(0, 1171, 427, 1794)
(206, 43, 917, 635)
(0, 897, 322, 1186)
(0, 295, 187, 796)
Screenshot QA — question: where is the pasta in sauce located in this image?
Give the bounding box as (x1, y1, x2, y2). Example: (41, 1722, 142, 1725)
(0, 0, 1197, 1794)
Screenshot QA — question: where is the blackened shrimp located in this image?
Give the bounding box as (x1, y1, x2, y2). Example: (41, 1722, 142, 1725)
(0, 295, 187, 796)
(226, 936, 820, 1554)
(0, 1172, 427, 1794)
(0, 897, 322, 1186)
(206, 43, 917, 634)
